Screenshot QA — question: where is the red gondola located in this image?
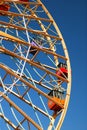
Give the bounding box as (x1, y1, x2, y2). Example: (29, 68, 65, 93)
(0, 4, 10, 11)
(56, 62, 68, 78)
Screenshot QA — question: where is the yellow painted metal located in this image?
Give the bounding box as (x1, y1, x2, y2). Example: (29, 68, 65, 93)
(0, 92, 42, 130)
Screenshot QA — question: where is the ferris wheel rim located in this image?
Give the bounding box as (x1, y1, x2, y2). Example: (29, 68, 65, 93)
(0, 0, 72, 130)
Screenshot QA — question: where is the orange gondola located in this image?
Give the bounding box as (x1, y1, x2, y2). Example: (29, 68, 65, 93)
(48, 88, 65, 112)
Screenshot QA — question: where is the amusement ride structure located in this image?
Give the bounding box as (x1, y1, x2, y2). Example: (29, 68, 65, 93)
(0, 0, 72, 130)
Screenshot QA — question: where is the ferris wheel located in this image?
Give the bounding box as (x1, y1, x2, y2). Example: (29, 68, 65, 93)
(0, 0, 72, 130)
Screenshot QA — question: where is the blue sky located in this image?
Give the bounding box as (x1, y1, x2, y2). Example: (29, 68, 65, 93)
(42, 0, 87, 129)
